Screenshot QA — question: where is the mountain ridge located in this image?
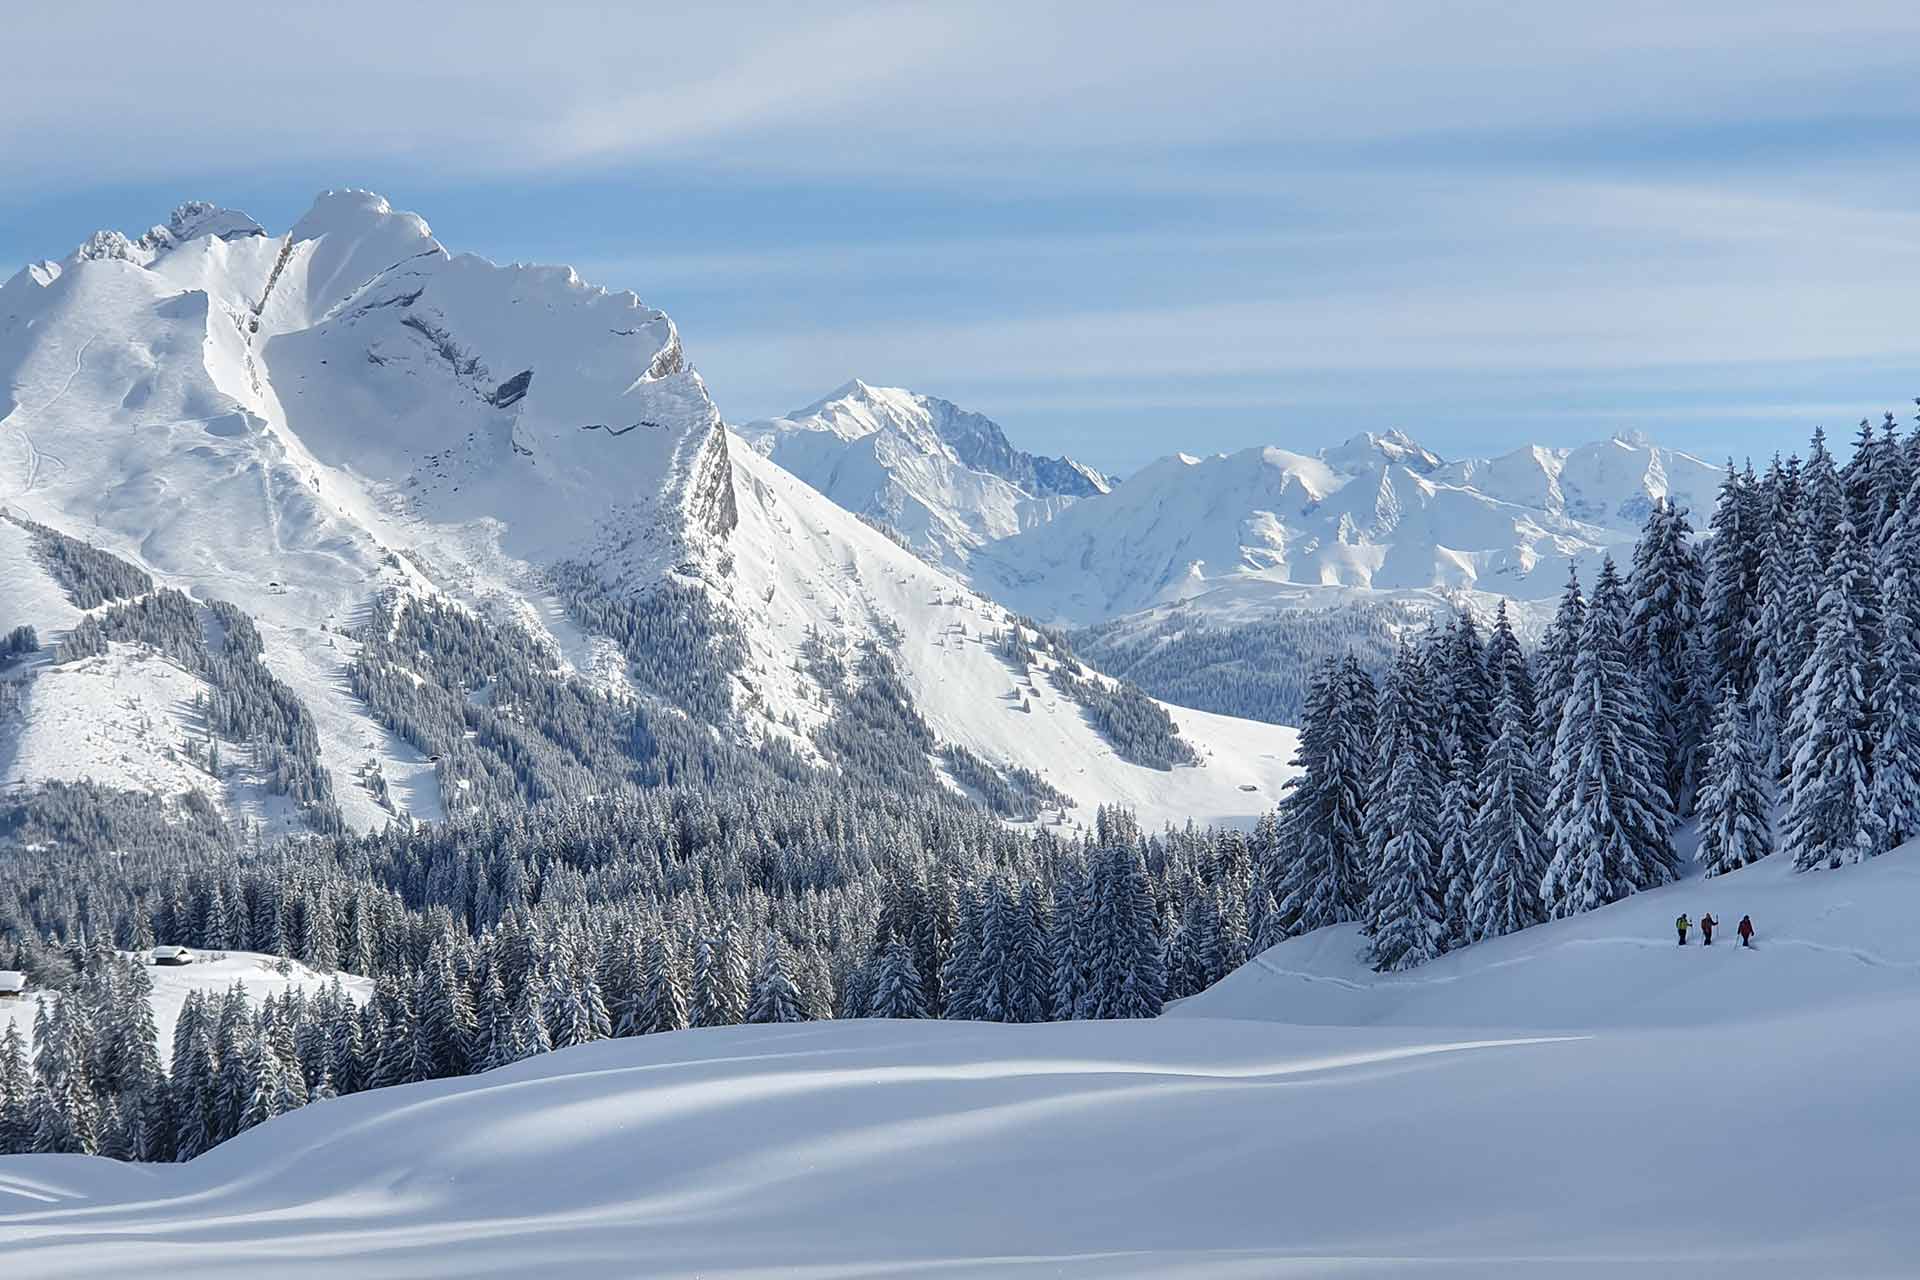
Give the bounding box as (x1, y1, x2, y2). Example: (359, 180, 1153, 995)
(738, 377, 1725, 629)
(737, 380, 1107, 572)
(0, 192, 1293, 835)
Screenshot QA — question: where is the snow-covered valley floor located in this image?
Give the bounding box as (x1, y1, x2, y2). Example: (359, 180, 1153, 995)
(2, 850, 1915, 1278)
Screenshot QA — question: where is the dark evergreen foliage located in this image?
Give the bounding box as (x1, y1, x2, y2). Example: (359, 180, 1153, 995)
(1071, 604, 1401, 726)
(5, 511, 153, 609)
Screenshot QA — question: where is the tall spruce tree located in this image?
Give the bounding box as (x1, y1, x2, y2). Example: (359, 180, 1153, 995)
(1628, 499, 1709, 812)
(1535, 566, 1587, 755)
(745, 933, 806, 1024)
(1785, 433, 1845, 720)
(1697, 686, 1775, 877)
(1485, 600, 1536, 729)
(1085, 846, 1167, 1018)
(1467, 673, 1548, 940)
(1702, 463, 1761, 698)
(1436, 746, 1475, 951)
(1272, 657, 1372, 933)
(1786, 520, 1879, 870)
(1364, 720, 1446, 971)
(1541, 556, 1680, 915)
(1870, 479, 1920, 850)
(866, 938, 929, 1019)
(1440, 610, 1493, 778)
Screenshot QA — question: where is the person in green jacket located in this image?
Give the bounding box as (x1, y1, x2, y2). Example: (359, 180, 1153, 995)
(1676, 914, 1691, 946)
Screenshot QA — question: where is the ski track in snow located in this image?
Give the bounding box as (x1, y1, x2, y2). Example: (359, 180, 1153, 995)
(4, 333, 93, 496)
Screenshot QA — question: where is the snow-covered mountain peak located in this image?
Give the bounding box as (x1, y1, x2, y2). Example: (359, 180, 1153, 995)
(1322, 427, 1444, 476)
(736, 382, 1109, 571)
(158, 201, 267, 246)
(971, 427, 1724, 625)
(61, 202, 267, 272)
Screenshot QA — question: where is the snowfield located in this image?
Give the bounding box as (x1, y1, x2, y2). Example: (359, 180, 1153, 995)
(3, 849, 1915, 1277)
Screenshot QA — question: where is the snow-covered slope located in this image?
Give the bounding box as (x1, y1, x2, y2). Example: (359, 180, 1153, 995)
(1178, 837, 1920, 1030)
(723, 440, 1297, 824)
(737, 380, 1106, 572)
(2, 194, 1283, 832)
(971, 430, 1725, 626)
(4, 848, 1914, 1278)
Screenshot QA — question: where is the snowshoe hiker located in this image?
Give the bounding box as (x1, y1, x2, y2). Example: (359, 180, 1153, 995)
(1738, 915, 1755, 948)
(1676, 914, 1691, 946)
(1701, 913, 1717, 946)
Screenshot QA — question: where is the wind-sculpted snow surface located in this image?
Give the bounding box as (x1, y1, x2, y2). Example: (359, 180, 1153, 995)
(4, 848, 1917, 1276)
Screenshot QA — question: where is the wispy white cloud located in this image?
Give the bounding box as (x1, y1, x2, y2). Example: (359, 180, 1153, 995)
(9, 2, 1920, 179)
(11, 2, 1920, 464)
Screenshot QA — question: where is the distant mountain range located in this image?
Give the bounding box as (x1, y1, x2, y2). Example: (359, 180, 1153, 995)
(745, 382, 1726, 627)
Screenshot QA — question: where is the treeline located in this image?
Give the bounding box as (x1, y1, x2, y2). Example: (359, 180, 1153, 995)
(551, 564, 744, 724)
(0, 777, 1285, 1161)
(350, 592, 816, 816)
(0, 625, 35, 669)
(998, 620, 1198, 769)
(5, 510, 152, 608)
(1279, 411, 1920, 970)
(939, 743, 1073, 821)
(57, 589, 339, 828)
(1072, 604, 1404, 726)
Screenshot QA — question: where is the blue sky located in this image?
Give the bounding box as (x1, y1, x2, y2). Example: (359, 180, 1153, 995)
(6, 2, 1920, 475)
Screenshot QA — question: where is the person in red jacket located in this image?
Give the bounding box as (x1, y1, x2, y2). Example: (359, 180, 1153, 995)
(1701, 913, 1718, 946)
(1737, 915, 1755, 948)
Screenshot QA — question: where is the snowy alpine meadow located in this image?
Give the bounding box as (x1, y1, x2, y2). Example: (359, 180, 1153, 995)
(4, 178, 1920, 1274)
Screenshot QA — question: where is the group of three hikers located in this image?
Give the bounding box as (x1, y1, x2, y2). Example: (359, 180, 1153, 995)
(1675, 913, 1754, 947)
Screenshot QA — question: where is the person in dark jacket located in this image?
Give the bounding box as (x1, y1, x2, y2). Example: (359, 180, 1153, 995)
(1676, 914, 1691, 945)
(1737, 915, 1755, 947)
(1701, 913, 1718, 946)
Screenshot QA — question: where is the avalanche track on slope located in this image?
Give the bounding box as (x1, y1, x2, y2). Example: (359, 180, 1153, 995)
(3, 847, 1916, 1278)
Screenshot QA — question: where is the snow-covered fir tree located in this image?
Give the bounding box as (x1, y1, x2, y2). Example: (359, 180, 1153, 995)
(866, 938, 928, 1019)
(1869, 477, 1920, 851)
(1438, 611, 1493, 778)
(1702, 462, 1762, 698)
(1364, 648, 1447, 971)
(1271, 656, 1373, 934)
(1696, 685, 1775, 877)
(1534, 567, 1586, 756)
(1467, 671, 1549, 941)
(746, 933, 806, 1024)
(1627, 498, 1709, 813)
(1785, 520, 1879, 870)
(1541, 556, 1680, 915)
(1436, 747, 1475, 951)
